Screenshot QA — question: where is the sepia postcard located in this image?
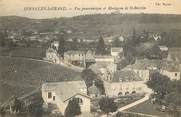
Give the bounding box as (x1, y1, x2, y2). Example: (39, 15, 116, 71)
(0, 0, 181, 117)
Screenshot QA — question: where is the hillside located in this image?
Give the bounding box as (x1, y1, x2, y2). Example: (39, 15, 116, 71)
(0, 14, 181, 40)
(0, 56, 82, 103)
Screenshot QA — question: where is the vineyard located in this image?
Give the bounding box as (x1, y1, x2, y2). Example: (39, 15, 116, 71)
(0, 56, 82, 103)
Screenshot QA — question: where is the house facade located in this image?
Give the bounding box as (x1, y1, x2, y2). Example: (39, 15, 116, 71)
(104, 81, 150, 97)
(95, 55, 115, 63)
(160, 68, 180, 80)
(103, 70, 152, 97)
(64, 51, 86, 63)
(132, 69, 150, 81)
(111, 47, 123, 57)
(46, 47, 60, 64)
(42, 81, 91, 115)
(124, 59, 163, 81)
(64, 50, 95, 67)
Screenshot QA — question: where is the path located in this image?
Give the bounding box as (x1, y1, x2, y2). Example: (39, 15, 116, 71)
(121, 111, 159, 117)
(117, 94, 150, 111)
(100, 93, 152, 117)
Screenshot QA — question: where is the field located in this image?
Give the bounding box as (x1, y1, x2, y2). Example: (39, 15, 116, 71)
(0, 47, 46, 59)
(126, 100, 173, 117)
(0, 56, 82, 104)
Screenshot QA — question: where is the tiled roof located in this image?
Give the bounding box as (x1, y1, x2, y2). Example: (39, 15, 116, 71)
(42, 81, 87, 101)
(112, 70, 142, 82)
(125, 59, 161, 70)
(47, 47, 56, 53)
(65, 50, 85, 55)
(125, 59, 179, 72)
(111, 47, 123, 52)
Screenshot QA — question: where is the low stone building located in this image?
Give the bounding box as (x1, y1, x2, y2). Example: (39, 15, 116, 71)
(42, 81, 91, 115)
(104, 70, 151, 97)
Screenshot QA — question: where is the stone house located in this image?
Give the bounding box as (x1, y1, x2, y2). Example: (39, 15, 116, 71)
(160, 67, 180, 80)
(124, 59, 159, 81)
(64, 50, 95, 67)
(167, 47, 181, 63)
(125, 59, 180, 81)
(46, 47, 60, 64)
(42, 81, 91, 115)
(104, 70, 151, 97)
(64, 50, 86, 64)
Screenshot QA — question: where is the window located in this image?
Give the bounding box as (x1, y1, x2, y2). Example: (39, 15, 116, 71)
(118, 92, 122, 96)
(95, 94, 98, 97)
(79, 98, 83, 104)
(175, 73, 177, 76)
(74, 98, 83, 104)
(53, 96, 55, 101)
(48, 92, 52, 99)
(125, 92, 129, 95)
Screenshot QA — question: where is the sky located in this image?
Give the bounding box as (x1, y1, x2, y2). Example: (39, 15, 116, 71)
(0, 0, 181, 19)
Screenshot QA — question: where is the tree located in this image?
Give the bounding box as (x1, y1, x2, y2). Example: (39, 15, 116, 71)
(28, 97, 44, 117)
(81, 69, 105, 94)
(0, 107, 5, 117)
(65, 98, 81, 117)
(112, 38, 123, 47)
(147, 72, 171, 101)
(95, 36, 106, 55)
(147, 73, 181, 116)
(0, 31, 7, 47)
(58, 35, 65, 58)
(12, 97, 23, 113)
(165, 92, 181, 117)
(99, 97, 117, 116)
(132, 27, 139, 45)
(116, 112, 124, 117)
(122, 29, 138, 65)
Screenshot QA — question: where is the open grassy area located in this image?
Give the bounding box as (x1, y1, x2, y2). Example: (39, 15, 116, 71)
(0, 56, 82, 103)
(126, 100, 173, 117)
(0, 47, 46, 59)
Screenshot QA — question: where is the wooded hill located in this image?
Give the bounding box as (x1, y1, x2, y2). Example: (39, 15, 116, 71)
(0, 14, 181, 38)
